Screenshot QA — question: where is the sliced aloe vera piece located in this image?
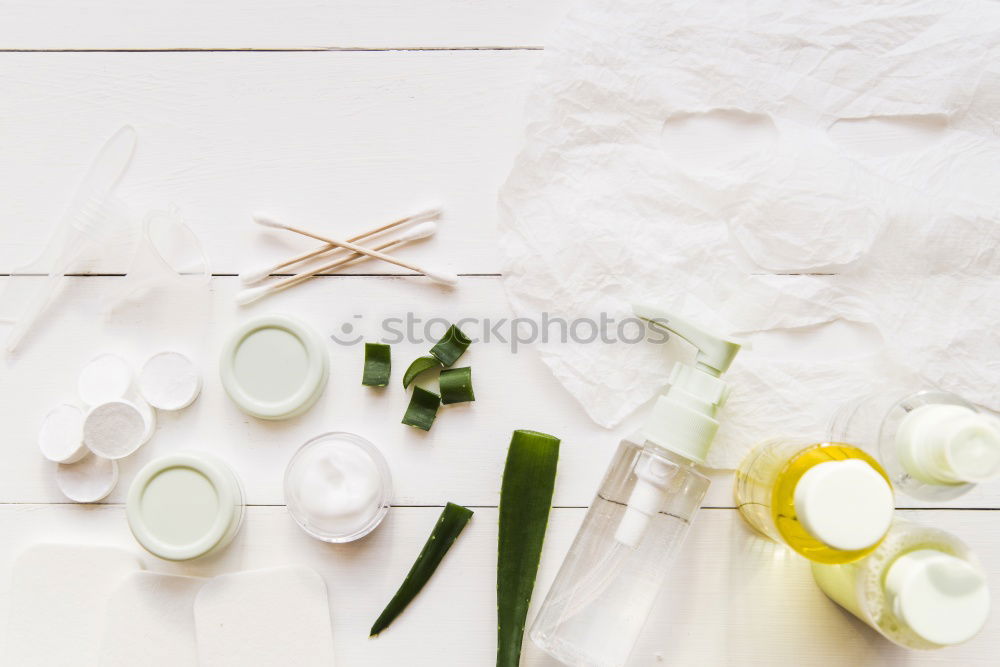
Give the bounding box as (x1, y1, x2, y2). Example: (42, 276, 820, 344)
(362, 342, 391, 386)
(402, 355, 442, 389)
(439, 367, 474, 404)
(498, 430, 561, 667)
(370, 502, 474, 637)
(429, 324, 471, 366)
(402, 386, 441, 431)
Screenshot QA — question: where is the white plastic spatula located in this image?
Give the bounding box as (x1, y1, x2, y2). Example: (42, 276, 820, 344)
(4, 544, 143, 666)
(194, 566, 336, 667)
(3, 126, 136, 353)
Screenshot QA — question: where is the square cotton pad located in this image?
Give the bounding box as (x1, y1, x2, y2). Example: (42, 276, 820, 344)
(194, 566, 336, 667)
(98, 572, 205, 667)
(4, 544, 143, 666)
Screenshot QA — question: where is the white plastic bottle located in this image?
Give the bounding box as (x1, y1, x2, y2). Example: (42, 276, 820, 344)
(530, 305, 741, 667)
(830, 390, 1000, 501)
(811, 519, 990, 649)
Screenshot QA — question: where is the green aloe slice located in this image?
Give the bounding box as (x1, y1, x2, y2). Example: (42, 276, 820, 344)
(497, 430, 561, 667)
(370, 502, 474, 637)
(362, 342, 391, 386)
(402, 386, 441, 431)
(403, 355, 442, 389)
(439, 367, 474, 404)
(429, 324, 471, 366)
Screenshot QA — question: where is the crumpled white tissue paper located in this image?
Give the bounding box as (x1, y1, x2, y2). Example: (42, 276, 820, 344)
(499, 0, 1000, 468)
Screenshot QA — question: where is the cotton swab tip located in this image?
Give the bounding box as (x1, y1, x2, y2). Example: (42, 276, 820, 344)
(235, 284, 271, 306)
(240, 267, 272, 285)
(397, 221, 438, 243)
(424, 269, 460, 285)
(252, 213, 285, 230)
(412, 205, 443, 223)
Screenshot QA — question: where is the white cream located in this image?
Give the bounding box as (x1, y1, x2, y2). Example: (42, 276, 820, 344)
(284, 432, 391, 542)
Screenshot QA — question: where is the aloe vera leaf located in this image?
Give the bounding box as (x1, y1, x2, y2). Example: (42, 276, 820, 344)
(429, 324, 471, 366)
(370, 502, 474, 637)
(498, 430, 561, 667)
(362, 342, 391, 386)
(439, 366, 474, 404)
(403, 355, 442, 389)
(402, 386, 441, 431)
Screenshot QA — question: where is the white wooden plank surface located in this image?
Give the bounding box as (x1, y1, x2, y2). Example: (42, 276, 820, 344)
(0, 51, 537, 273)
(0, 505, 996, 666)
(0, 1, 566, 50)
(0, 275, 619, 507)
(4, 274, 1000, 510)
(1, 3, 998, 665)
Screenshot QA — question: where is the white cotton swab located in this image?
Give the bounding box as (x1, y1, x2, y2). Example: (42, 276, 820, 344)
(240, 206, 441, 285)
(235, 222, 440, 305)
(251, 214, 458, 285)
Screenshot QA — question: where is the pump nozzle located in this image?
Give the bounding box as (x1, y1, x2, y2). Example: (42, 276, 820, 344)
(633, 303, 741, 376)
(611, 305, 743, 551)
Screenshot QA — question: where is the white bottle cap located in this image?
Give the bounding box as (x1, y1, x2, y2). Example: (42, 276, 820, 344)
(884, 548, 990, 646)
(793, 459, 893, 551)
(896, 404, 1000, 485)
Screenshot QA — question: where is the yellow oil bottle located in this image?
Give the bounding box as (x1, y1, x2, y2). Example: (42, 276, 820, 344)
(734, 438, 894, 564)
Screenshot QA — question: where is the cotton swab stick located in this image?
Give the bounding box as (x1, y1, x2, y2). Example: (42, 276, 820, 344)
(252, 214, 458, 285)
(241, 206, 441, 285)
(236, 222, 439, 305)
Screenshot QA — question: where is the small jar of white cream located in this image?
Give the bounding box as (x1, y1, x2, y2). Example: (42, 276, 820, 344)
(284, 432, 392, 543)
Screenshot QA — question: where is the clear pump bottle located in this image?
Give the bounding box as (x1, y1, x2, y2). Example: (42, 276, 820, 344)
(734, 439, 895, 563)
(530, 305, 741, 667)
(830, 390, 1000, 501)
(811, 519, 990, 649)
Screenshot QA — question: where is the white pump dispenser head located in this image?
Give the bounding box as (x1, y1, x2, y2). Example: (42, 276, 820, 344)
(632, 304, 741, 463)
(614, 305, 741, 548)
(896, 404, 1000, 485)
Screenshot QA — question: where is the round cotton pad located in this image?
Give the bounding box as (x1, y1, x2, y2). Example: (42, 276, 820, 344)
(38, 403, 87, 463)
(139, 351, 202, 411)
(84, 400, 156, 459)
(56, 452, 119, 502)
(78, 353, 134, 406)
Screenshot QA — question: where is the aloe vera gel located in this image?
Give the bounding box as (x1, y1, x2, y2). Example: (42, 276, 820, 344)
(734, 439, 895, 564)
(831, 390, 1000, 501)
(531, 306, 740, 667)
(812, 519, 990, 649)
